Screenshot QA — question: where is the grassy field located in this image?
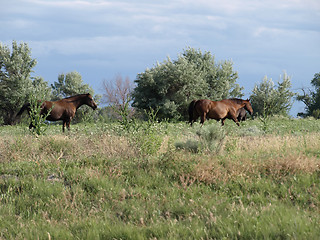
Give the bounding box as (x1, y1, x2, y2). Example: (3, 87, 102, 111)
(0, 117, 320, 239)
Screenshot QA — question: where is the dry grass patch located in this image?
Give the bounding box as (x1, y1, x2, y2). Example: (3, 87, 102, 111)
(0, 134, 138, 164)
(71, 134, 138, 160)
(259, 154, 320, 178)
(228, 133, 320, 155)
(191, 133, 320, 184)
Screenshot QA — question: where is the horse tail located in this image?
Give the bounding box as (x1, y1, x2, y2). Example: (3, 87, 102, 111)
(188, 100, 197, 124)
(16, 103, 31, 118)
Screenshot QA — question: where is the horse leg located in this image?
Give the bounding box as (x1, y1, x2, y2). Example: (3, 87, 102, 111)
(190, 118, 194, 126)
(62, 121, 66, 132)
(231, 116, 240, 126)
(189, 113, 195, 126)
(66, 120, 71, 131)
(189, 112, 198, 126)
(200, 113, 206, 126)
(191, 112, 199, 126)
(221, 118, 226, 126)
(65, 116, 72, 131)
(229, 110, 240, 126)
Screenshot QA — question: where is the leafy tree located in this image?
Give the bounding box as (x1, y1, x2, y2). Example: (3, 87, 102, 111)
(31, 76, 52, 100)
(51, 71, 94, 99)
(51, 71, 99, 122)
(250, 72, 295, 117)
(132, 47, 243, 120)
(0, 41, 36, 125)
(296, 73, 320, 118)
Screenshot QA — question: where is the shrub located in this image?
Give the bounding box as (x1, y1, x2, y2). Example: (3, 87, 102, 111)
(175, 123, 225, 153)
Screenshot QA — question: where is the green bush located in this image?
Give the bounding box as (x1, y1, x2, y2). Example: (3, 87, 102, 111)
(28, 94, 52, 135)
(175, 123, 225, 153)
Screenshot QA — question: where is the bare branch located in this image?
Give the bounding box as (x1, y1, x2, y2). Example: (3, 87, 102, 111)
(103, 75, 133, 107)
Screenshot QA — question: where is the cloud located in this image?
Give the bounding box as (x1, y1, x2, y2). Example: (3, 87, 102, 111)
(5, 0, 318, 42)
(2, 0, 320, 105)
(25, 0, 114, 9)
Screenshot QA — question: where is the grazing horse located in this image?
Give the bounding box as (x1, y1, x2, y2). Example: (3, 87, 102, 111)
(188, 98, 253, 126)
(16, 93, 98, 132)
(237, 107, 247, 122)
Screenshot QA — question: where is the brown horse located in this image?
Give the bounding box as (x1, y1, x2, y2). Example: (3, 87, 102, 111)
(16, 93, 98, 132)
(188, 98, 253, 126)
(237, 107, 247, 122)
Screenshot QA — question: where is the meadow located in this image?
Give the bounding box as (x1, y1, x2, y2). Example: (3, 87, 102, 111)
(0, 117, 320, 239)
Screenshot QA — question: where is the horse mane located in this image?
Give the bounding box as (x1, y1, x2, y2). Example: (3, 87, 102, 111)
(64, 93, 88, 99)
(228, 98, 245, 105)
(61, 94, 91, 102)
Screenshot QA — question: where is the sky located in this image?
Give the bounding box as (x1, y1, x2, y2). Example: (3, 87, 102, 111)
(1, 0, 320, 116)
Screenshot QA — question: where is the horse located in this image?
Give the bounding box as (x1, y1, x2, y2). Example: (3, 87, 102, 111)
(188, 98, 253, 126)
(237, 107, 247, 122)
(16, 93, 98, 132)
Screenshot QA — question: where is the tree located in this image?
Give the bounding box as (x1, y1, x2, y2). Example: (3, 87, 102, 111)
(0, 41, 36, 125)
(250, 72, 295, 117)
(31, 76, 52, 100)
(132, 47, 243, 120)
(102, 75, 134, 127)
(296, 73, 320, 118)
(51, 71, 94, 99)
(51, 71, 98, 122)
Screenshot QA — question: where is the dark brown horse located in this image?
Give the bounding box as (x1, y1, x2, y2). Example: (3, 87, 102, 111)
(237, 107, 247, 122)
(16, 93, 98, 132)
(188, 98, 253, 126)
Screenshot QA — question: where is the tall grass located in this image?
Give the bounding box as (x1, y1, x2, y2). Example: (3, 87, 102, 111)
(0, 117, 320, 239)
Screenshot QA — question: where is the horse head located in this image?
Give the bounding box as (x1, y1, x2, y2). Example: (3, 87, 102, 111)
(244, 98, 253, 115)
(85, 93, 98, 110)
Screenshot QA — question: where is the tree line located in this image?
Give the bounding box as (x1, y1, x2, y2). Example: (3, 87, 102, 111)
(0, 41, 97, 125)
(0, 41, 319, 125)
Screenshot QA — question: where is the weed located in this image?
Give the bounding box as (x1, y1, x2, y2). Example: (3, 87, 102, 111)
(28, 94, 52, 136)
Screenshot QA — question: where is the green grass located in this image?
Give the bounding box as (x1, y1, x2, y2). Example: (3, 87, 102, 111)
(0, 117, 320, 239)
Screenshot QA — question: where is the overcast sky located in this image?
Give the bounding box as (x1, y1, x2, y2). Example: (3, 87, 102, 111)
(1, 0, 320, 115)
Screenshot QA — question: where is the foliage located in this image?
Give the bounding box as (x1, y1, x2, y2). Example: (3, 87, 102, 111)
(51, 71, 94, 99)
(133, 123, 164, 156)
(31, 76, 52, 100)
(134, 107, 164, 155)
(28, 93, 52, 136)
(113, 100, 132, 130)
(0, 41, 36, 125)
(250, 72, 295, 117)
(296, 72, 320, 118)
(120, 107, 164, 155)
(132, 47, 243, 120)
